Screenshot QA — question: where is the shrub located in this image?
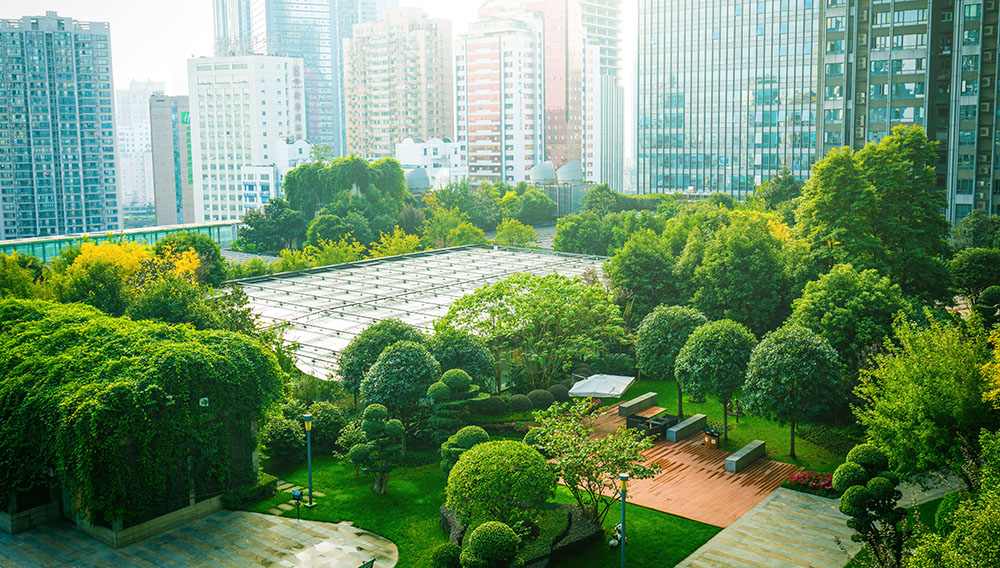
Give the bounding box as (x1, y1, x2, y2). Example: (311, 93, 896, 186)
(281, 400, 309, 421)
(446, 441, 555, 525)
(459, 521, 524, 568)
(522, 428, 545, 451)
(221, 473, 279, 510)
(561, 378, 575, 390)
(507, 394, 533, 413)
(846, 444, 890, 476)
(935, 492, 972, 535)
(548, 384, 570, 402)
(431, 542, 462, 568)
(428, 381, 454, 403)
(832, 462, 868, 494)
(307, 401, 347, 453)
(260, 416, 305, 466)
(429, 329, 497, 391)
(527, 389, 554, 410)
(441, 426, 490, 473)
(477, 396, 508, 416)
(442, 369, 473, 391)
(455, 425, 491, 449)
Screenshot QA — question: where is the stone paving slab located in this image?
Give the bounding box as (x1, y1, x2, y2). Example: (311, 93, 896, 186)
(0, 511, 397, 567)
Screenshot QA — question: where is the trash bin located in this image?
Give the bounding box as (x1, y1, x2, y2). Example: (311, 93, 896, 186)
(704, 428, 720, 449)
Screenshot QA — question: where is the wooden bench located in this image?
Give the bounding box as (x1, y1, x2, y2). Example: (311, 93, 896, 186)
(725, 440, 766, 473)
(666, 413, 707, 442)
(618, 392, 658, 417)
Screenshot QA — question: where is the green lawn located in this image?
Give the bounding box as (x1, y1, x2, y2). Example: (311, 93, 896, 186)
(249, 455, 721, 568)
(604, 379, 845, 472)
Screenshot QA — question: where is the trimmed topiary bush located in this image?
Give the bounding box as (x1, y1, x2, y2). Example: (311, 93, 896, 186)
(428, 328, 497, 391)
(508, 394, 533, 413)
(428, 381, 454, 403)
(221, 472, 279, 510)
(527, 389, 554, 409)
(441, 426, 491, 473)
(431, 542, 462, 568)
(846, 444, 889, 476)
(446, 441, 555, 525)
(522, 427, 545, 448)
(459, 521, 524, 568)
(477, 395, 508, 416)
(260, 416, 305, 466)
(548, 384, 570, 402)
(832, 462, 868, 494)
(442, 369, 474, 391)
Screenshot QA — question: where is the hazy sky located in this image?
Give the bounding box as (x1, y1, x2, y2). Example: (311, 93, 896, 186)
(1, 0, 635, 159)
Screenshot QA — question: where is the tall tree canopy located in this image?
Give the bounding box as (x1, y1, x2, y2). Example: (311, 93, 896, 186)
(237, 197, 306, 254)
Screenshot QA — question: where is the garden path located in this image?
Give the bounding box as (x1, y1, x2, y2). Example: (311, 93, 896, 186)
(674, 488, 860, 568)
(590, 404, 802, 527)
(0, 510, 397, 567)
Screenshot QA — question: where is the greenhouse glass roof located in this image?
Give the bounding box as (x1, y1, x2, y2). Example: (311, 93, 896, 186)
(236, 245, 605, 378)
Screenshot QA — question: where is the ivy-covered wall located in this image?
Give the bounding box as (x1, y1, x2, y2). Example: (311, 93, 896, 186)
(0, 299, 286, 527)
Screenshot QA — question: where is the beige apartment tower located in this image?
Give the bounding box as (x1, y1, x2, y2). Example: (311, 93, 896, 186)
(342, 7, 454, 160)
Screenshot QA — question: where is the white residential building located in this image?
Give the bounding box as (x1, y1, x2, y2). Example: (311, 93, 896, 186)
(582, 43, 602, 184)
(455, 11, 544, 185)
(188, 55, 307, 221)
(395, 137, 468, 188)
(116, 79, 163, 207)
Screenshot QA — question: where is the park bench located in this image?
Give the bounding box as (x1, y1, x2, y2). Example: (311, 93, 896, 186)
(725, 440, 766, 473)
(666, 414, 707, 442)
(618, 392, 659, 417)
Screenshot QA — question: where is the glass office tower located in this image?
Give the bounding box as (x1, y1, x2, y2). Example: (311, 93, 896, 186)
(637, 0, 820, 196)
(0, 12, 121, 238)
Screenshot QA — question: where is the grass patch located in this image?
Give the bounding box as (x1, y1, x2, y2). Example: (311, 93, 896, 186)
(603, 379, 845, 472)
(248, 455, 449, 568)
(548, 486, 721, 567)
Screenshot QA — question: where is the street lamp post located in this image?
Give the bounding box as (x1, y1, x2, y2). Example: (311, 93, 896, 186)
(303, 413, 314, 507)
(619, 472, 629, 568)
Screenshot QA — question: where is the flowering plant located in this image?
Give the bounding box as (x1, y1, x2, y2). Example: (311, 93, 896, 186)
(782, 470, 838, 498)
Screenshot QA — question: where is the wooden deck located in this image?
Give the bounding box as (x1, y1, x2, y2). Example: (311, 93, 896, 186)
(590, 403, 802, 528)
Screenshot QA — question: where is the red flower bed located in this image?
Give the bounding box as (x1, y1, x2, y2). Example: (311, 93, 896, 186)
(782, 470, 839, 498)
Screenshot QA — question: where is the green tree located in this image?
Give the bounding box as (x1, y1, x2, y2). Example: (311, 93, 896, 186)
(552, 211, 607, 255)
(674, 320, 756, 440)
(309, 144, 335, 163)
(426, 369, 489, 441)
(155, 231, 226, 287)
(237, 197, 306, 254)
(349, 404, 403, 494)
(441, 273, 626, 389)
(788, 264, 911, 372)
(692, 211, 793, 335)
(604, 229, 679, 324)
(421, 206, 468, 248)
(447, 222, 488, 247)
(0, 252, 46, 299)
(635, 305, 708, 417)
(398, 203, 426, 235)
(126, 273, 222, 329)
(339, 319, 425, 405)
(459, 522, 524, 568)
(368, 227, 422, 258)
(55, 259, 130, 316)
(602, 210, 667, 255)
(428, 328, 497, 391)
(855, 317, 996, 489)
(514, 188, 556, 226)
(581, 183, 617, 217)
(531, 399, 660, 523)
(445, 440, 555, 524)
(360, 340, 440, 452)
(950, 248, 1000, 304)
(743, 324, 844, 458)
(755, 164, 803, 209)
(493, 218, 538, 248)
(952, 210, 1000, 252)
(305, 212, 373, 248)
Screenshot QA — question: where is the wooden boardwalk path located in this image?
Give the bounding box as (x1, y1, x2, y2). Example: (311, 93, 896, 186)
(590, 404, 802, 527)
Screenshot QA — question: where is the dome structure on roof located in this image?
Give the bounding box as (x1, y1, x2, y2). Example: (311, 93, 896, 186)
(529, 161, 556, 184)
(556, 161, 584, 183)
(405, 167, 432, 192)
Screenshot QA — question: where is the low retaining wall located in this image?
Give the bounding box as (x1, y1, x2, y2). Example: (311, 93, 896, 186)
(0, 501, 61, 534)
(76, 496, 223, 548)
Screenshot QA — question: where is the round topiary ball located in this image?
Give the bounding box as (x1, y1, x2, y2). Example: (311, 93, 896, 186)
(839, 485, 871, 518)
(454, 425, 490, 449)
(441, 369, 473, 392)
(865, 476, 897, 502)
(548, 383, 570, 402)
(523, 427, 545, 447)
(430, 542, 461, 568)
(561, 378, 576, 390)
(832, 462, 869, 493)
(477, 395, 508, 416)
(347, 443, 370, 463)
(459, 521, 523, 568)
(508, 394, 533, 413)
(935, 491, 970, 535)
(846, 444, 889, 475)
(527, 389, 554, 409)
(363, 403, 389, 422)
(428, 381, 453, 403)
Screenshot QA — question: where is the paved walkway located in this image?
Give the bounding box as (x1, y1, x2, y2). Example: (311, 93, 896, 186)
(676, 488, 860, 568)
(590, 404, 802, 527)
(0, 511, 397, 568)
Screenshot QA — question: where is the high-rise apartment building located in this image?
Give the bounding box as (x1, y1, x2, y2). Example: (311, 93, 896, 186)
(581, 0, 625, 189)
(213, 0, 254, 56)
(0, 12, 121, 239)
(456, 11, 545, 185)
(343, 7, 454, 160)
(116, 79, 163, 208)
(188, 55, 306, 222)
(150, 94, 195, 226)
(637, 0, 820, 196)
(581, 0, 623, 75)
(817, 0, 999, 221)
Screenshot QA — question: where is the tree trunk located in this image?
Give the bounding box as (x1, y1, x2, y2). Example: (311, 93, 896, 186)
(790, 417, 796, 459)
(373, 473, 388, 495)
(722, 399, 729, 442)
(401, 430, 408, 457)
(676, 382, 684, 419)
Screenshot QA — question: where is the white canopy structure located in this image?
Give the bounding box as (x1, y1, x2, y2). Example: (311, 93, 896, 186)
(568, 374, 636, 399)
